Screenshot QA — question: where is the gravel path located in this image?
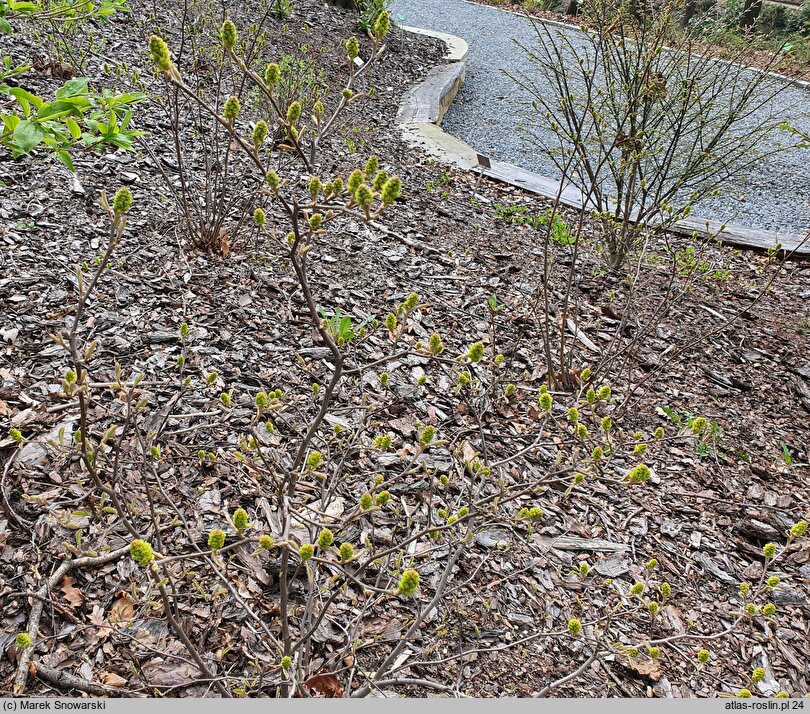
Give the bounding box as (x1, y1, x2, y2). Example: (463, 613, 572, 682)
(391, 0, 810, 232)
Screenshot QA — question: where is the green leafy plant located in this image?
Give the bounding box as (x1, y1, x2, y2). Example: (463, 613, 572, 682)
(0, 75, 145, 169)
(318, 305, 373, 346)
(494, 202, 575, 245)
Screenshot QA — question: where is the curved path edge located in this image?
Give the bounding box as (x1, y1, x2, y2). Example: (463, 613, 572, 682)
(397, 25, 810, 258)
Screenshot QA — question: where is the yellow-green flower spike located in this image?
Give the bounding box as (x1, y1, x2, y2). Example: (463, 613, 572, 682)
(364, 155, 379, 176)
(630, 582, 645, 596)
(649, 646, 661, 659)
(130, 539, 155, 567)
(376, 490, 391, 506)
(359, 493, 373, 510)
(264, 63, 280, 85)
(466, 341, 485, 363)
(253, 120, 268, 148)
(259, 534, 274, 550)
(751, 668, 766, 684)
(776, 692, 790, 698)
(287, 101, 302, 124)
(16, 633, 31, 648)
(149, 35, 173, 73)
(419, 425, 435, 446)
(354, 183, 373, 207)
(539, 392, 553, 411)
(223, 96, 241, 124)
(346, 36, 360, 60)
(306, 451, 322, 471)
(208, 529, 226, 552)
(397, 569, 420, 597)
(253, 208, 266, 226)
(766, 576, 780, 587)
(737, 689, 752, 699)
(265, 170, 280, 191)
(627, 464, 651, 483)
(220, 19, 237, 50)
(348, 169, 364, 193)
(299, 544, 314, 561)
(567, 618, 582, 636)
(697, 649, 710, 664)
(112, 187, 133, 216)
(791, 520, 807, 538)
(661, 582, 671, 598)
(374, 11, 390, 38)
(233, 508, 249, 532)
(428, 333, 444, 355)
(339, 542, 354, 562)
(381, 177, 402, 205)
(318, 529, 334, 548)
(762, 542, 777, 559)
(762, 603, 776, 617)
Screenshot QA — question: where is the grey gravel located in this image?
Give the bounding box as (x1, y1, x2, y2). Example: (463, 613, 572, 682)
(392, 0, 810, 232)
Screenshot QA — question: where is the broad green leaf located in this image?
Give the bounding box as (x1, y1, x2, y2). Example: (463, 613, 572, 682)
(65, 117, 81, 139)
(9, 86, 42, 112)
(2, 113, 21, 132)
(0, 17, 12, 33)
(56, 77, 89, 99)
(55, 149, 74, 171)
(38, 100, 83, 120)
(13, 119, 45, 152)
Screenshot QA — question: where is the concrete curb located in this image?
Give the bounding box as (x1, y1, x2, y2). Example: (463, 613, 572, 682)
(397, 22, 810, 257)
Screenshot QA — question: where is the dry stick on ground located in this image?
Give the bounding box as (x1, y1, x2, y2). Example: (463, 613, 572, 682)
(33, 662, 139, 698)
(13, 545, 131, 694)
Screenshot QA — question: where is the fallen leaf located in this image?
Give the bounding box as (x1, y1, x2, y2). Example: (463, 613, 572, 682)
(305, 671, 344, 697)
(60, 575, 84, 608)
(100, 672, 128, 687)
(109, 591, 136, 624)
